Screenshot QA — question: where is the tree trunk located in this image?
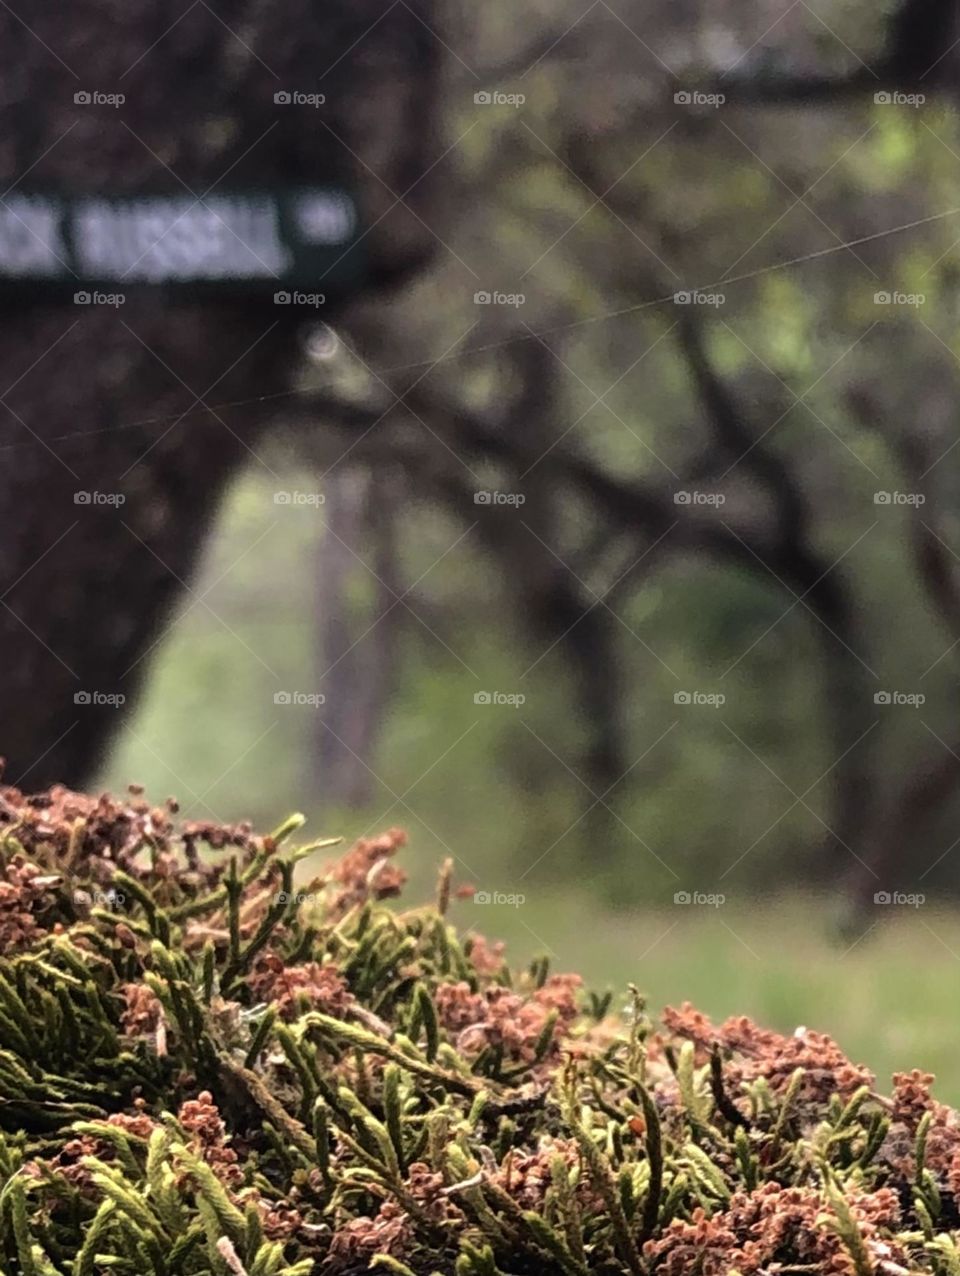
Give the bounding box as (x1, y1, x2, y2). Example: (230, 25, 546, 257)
(0, 0, 439, 789)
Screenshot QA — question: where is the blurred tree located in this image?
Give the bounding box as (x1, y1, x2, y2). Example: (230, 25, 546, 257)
(5, 0, 960, 915)
(0, 0, 439, 788)
(284, 0, 960, 903)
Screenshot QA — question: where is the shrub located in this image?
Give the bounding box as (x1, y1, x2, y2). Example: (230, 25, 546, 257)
(0, 781, 957, 1274)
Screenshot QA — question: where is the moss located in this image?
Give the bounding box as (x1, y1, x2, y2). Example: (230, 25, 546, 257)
(0, 781, 957, 1273)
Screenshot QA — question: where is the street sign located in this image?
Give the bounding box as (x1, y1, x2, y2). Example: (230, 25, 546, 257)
(0, 188, 364, 298)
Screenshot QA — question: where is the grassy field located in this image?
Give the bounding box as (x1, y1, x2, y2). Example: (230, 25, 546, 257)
(447, 891, 960, 1104)
(97, 466, 960, 1108)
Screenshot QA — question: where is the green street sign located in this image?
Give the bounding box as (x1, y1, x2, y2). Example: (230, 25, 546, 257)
(0, 188, 364, 298)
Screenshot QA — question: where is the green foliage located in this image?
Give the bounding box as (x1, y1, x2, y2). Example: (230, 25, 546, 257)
(2, 789, 960, 1273)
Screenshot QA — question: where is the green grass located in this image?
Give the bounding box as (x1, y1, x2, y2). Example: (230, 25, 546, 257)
(451, 890, 960, 1104)
(98, 464, 960, 1109)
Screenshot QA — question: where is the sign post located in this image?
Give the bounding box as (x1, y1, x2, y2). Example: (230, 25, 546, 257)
(0, 188, 364, 299)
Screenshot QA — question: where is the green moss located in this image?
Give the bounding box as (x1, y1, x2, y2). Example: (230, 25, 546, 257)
(0, 784, 957, 1273)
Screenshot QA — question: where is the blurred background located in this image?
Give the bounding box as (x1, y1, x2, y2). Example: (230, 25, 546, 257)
(3, 0, 960, 1096)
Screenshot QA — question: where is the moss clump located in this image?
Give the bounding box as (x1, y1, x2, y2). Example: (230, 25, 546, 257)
(0, 781, 958, 1274)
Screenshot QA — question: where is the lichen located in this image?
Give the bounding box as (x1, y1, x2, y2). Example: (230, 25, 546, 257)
(0, 780, 957, 1274)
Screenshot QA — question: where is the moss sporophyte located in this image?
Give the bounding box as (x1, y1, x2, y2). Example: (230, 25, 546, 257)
(0, 779, 957, 1274)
